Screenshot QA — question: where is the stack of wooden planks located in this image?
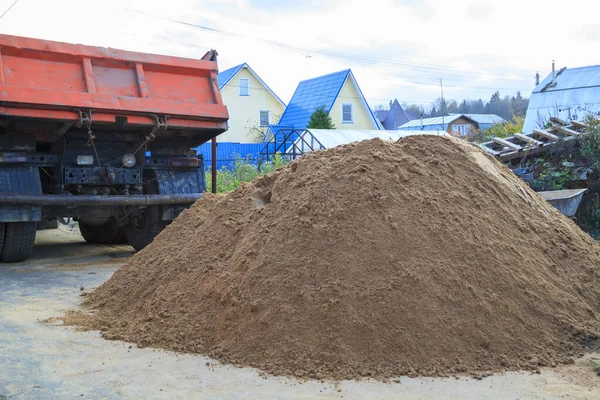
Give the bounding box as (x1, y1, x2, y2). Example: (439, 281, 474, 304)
(479, 118, 588, 161)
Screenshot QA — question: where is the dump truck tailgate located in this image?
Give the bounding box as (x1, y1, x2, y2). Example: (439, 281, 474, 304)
(0, 34, 228, 133)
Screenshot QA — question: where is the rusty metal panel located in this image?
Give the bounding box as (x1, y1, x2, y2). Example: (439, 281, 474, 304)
(0, 34, 229, 132)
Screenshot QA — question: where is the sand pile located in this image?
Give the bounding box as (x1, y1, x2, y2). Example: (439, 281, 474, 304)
(76, 136, 600, 380)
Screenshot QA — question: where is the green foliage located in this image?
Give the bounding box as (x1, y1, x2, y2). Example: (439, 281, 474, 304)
(579, 116, 600, 167)
(532, 165, 571, 191)
(205, 153, 287, 193)
(308, 106, 336, 129)
(485, 116, 525, 139)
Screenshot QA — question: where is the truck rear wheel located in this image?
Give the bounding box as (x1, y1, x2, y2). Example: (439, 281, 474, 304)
(79, 218, 121, 245)
(123, 179, 166, 251)
(112, 228, 129, 245)
(0, 223, 5, 256)
(123, 205, 166, 251)
(1, 222, 37, 262)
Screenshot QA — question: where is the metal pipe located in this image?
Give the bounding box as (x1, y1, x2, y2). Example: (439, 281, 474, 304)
(211, 137, 217, 194)
(0, 193, 202, 206)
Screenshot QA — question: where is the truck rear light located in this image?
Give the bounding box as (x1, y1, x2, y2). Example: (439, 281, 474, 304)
(170, 158, 199, 167)
(0, 152, 27, 163)
(121, 154, 136, 168)
(76, 155, 94, 165)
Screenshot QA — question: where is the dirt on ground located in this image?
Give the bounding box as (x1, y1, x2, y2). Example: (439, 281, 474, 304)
(70, 136, 600, 381)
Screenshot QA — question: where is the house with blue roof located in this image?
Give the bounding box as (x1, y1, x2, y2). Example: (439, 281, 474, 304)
(398, 114, 481, 138)
(448, 113, 505, 131)
(375, 99, 416, 130)
(217, 63, 286, 142)
(273, 69, 381, 134)
(523, 64, 600, 133)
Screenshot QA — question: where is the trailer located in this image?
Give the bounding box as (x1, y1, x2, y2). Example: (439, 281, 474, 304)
(0, 35, 228, 261)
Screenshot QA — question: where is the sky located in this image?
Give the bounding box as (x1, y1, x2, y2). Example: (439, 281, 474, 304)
(0, 0, 598, 110)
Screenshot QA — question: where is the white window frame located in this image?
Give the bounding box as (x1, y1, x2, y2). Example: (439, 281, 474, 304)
(259, 110, 270, 127)
(341, 103, 353, 124)
(239, 78, 249, 96)
(451, 124, 471, 137)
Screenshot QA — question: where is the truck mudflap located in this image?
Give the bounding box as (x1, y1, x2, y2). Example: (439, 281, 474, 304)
(0, 167, 42, 222)
(155, 168, 206, 221)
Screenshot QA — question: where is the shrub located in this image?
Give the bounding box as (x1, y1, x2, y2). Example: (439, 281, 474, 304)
(205, 153, 287, 193)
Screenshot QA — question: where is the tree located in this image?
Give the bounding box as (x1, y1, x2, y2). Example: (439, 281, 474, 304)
(245, 113, 281, 142)
(404, 104, 423, 119)
(308, 106, 336, 129)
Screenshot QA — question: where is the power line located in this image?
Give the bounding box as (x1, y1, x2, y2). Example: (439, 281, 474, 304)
(0, 0, 20, 21)
(123, 7, 532, 82)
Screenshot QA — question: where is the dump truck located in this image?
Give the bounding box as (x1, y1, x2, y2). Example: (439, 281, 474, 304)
(0, 35, 228, 262)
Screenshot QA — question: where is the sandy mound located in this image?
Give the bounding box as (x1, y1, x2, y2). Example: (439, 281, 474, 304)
(77, 136, 600, 380)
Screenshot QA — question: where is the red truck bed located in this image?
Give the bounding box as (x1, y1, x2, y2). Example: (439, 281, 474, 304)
(0, 34, 228, 132)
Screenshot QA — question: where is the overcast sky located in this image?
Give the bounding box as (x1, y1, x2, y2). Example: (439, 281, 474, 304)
(0, 0, 597, 109)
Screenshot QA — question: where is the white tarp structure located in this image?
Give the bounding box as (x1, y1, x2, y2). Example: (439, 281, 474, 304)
(287, 129, 448, 155)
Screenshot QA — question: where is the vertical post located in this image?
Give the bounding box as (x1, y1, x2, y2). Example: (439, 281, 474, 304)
(82, 58, 96, 93)
(135, 63, 149, 98)
(211, 137, 217, 194)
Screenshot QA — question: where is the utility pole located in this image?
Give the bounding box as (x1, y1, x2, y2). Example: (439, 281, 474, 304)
(440, 79, 445, 126)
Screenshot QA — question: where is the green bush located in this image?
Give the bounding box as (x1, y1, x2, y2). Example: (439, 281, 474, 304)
(205, 153, 287, 193)
(579, 116, 600, 167)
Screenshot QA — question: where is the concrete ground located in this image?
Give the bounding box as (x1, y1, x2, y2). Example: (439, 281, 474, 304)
(1, 227, 599, 400)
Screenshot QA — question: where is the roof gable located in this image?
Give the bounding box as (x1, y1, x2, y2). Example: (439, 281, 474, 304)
(217, 63, 286, 106)
(380, 99, 416, 130)
(278, 69, 350, 129)
(217, 63, 245, 89)
(278, 69, 380, 130)
(448, 113, 504, 124)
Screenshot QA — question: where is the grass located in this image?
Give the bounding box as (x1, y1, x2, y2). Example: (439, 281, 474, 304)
(205, 153, 286, 193)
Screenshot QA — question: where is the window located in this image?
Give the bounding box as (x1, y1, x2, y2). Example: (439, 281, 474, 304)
(451, 124, 471, 137)
(239, 78, 249, 96)
(342, 103, 353, 123)
(260, 110, 270, 127)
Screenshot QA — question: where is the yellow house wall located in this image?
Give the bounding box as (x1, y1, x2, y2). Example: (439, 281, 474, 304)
(329, 78, 377, 130)
(218, 68, 285, 142)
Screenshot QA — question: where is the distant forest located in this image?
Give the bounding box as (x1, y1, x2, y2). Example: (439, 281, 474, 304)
(378, 91, 530, 122)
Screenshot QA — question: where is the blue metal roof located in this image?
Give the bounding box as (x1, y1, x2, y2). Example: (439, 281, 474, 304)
(217, 63, 245, 89)
(277, 69, 351, 129)
(523, 65, 600, 133)
(398, 115, 464, 130)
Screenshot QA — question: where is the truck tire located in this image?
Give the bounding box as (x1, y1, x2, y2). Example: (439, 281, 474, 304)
(1, 222, 37, 262)
(123, 205, 166, 251)
(112, 228, 129, 245)
(79, 218, 120, 245)
(0, 223, 5, 256)
(123, 180, 166, 251)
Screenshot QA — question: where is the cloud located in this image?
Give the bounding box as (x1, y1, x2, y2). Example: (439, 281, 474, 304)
(467, 2, 494, 20)
(244, 0, 340, 13)
(573, 24, 600, 41)
(392, 0, 436, 21)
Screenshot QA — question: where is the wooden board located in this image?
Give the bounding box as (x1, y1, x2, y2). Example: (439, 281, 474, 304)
(498, 136, 578, 161)
(513, 133, 543, 146)
(550, 117, 566, 125)
(554, 125, 580, 136)
(492, 137, 522, 151)
(533, 129, 559, 141)
(570, 120, 589, 129)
